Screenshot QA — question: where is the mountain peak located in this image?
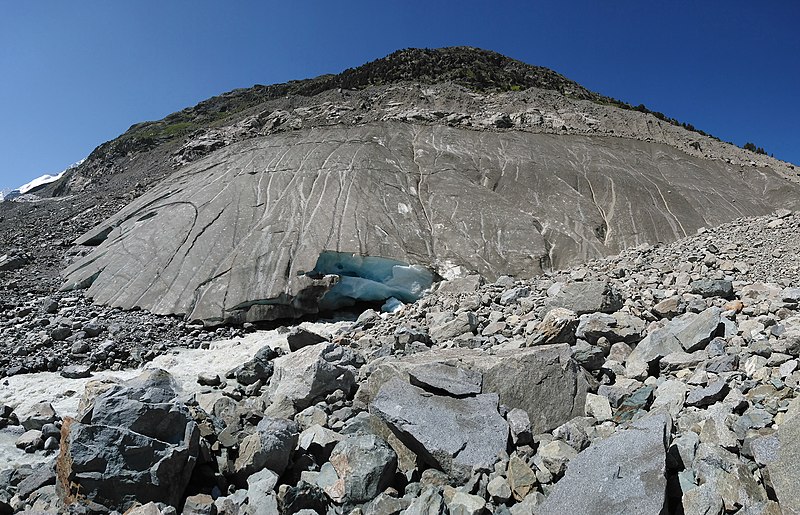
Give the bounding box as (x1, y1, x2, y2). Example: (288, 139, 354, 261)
(328, 46, 596, 99)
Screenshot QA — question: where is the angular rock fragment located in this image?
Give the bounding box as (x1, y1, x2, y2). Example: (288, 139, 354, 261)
(428, 311, 478, 342)
(686, 380, 729, 408)
(266, 342, 361, 411)
(407, 362, 482, 397)
(537, 414, 671, 514)
(545, 281, 623, 315)
(322, 434, 397, 505)
(234, 417, 299, 479)
(751, 413, 800, 512)
(287, 327, 328, 352)
(370, 378, 507, 482)
(527, 308, 577, 346)
(55, 369, 199, 511)
(690, 279, 734, 299)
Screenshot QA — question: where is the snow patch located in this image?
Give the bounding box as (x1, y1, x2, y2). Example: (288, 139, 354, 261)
(17, 170, 67, 194)
(310, 251, 434, 312)
(2, 157, 85, 201)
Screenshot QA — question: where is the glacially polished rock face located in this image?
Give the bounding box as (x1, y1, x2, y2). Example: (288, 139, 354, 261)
(61, 122, 799, 323)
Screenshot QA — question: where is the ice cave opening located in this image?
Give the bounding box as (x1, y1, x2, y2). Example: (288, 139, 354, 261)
(308, 251, 435, 312)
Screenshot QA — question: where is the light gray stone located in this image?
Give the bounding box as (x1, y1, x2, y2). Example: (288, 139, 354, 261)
(507, 408, 532, 446)
(545, 281, 623, 315)
(537, 413, 671, 515)
(323, 434, 397, 505)
(235, 417, 298, 479)
(751, 414, 800, 513)
(429, 311, 478, 342)
(266, 342, 360, 411)
(584, 393, 612, 422)
(370, 378, 507, 483)
(447, 491, 486, 515)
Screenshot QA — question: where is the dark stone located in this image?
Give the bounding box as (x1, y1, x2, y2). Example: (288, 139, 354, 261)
(56, 369, 199, 511)
(287, 327, 328, 352)
(613, 386, 654, 423)
(686, 380, 729, 408)
(690, 279, 734, 299)
(545, 281, 623, 315)
(408, 362, 482, 397)
(16, 462, 55, 500)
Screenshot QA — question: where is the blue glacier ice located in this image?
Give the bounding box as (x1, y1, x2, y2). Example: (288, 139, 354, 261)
(310, 251, 434, 312)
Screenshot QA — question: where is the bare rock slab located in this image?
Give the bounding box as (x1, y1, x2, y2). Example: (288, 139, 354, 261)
(407, 362, 482, 397)
(537, 413, 671, 515)
(545, 281, 623, 315)
(752, 413, 800, 513)
(370, 378, 507, 483)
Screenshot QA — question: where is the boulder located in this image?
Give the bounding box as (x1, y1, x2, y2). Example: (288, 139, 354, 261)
(56, 369, 199, 511)
(537, 414, 671, 514)
(751, 413, 800, 512)
(691, 279, 734, 299)
(507, 454, 537, 501)
(692, 443, 769, 510)
(322, 435, 397, 504)
(545, 281, 623, 315)
(370, 378, 507, 482)
(17, 402, 57, 431)
(286, 327, 328, 352)
(0, 253, 28, 271)
(358, 344, 588, 435)
(235, 344, 278, 386)
(428, 311, 478, 342)
(246, 468, 279, 511)
(266, 342, 361, 411)
(527, 308, 577, 346)
(671, 308, 722, 352)
(686, 380, 729, 408)
(234, 417, 299, 479)
(447, 491, 486, 515)
(480, 344, 588, 433)
(507, 408, 533, 446)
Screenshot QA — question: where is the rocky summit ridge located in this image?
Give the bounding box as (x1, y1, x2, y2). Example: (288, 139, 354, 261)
(1, 47, 800, 514)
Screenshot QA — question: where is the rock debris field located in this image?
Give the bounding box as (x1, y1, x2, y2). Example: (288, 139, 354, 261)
(0, 209, 798, 514)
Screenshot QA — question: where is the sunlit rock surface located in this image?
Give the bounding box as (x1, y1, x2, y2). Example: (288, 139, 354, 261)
(62, 122, 800, 324)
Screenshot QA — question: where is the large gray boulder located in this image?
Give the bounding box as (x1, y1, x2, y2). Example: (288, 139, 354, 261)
(370, 378, 507, 482)
(266, 342, 361, 411)
(545, 281, 623, 315)
(56, 369, 199, 511)
(59, 121, 798, 324)
(234, 417, 299, 479)
(752, 413, 800, 513)
(478, 344, 588, 433)
(626, 308, 721, 375)
(357, 344, 587, 434)
(537, 413, 671, 514)
(321, 434, 397, 505)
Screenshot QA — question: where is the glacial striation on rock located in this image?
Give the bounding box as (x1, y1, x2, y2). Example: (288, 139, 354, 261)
(61, 123, 798, 324)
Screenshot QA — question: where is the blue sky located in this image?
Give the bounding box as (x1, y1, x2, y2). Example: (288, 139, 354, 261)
(1, 1, 798, 191)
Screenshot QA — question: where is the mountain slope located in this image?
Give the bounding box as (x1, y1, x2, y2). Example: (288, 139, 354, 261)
(61, 121, 800, 324)
(28, 46, 798, 324)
